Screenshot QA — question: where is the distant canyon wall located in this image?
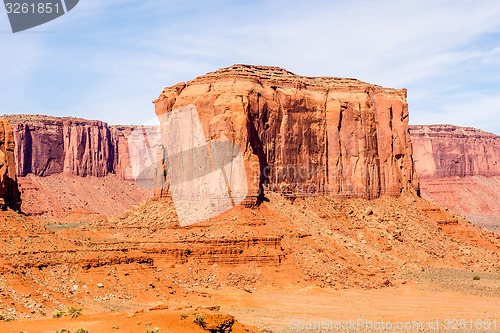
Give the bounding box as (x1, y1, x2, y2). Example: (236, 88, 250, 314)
(5, 115, 159, 181)
(410, 124, 500, 179)
(410, 125, 500, 230)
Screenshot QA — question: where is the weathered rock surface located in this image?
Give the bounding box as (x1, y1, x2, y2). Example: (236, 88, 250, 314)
(5, 115, 160, 181)
(4, 115, 158, 215)
(410, 124, 500, 178)
(0, 118, 21, 210)
(410, 125, 500, 232)
(7, 115, 119, 177)
(154, 64, 419, 200)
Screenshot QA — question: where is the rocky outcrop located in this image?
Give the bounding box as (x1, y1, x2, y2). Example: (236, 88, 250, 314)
(154, 64, 419, 200)
(410, 125, 500, 231)
(5, 115, 159, 181)
(0, 118, 22, 210)
(410, 124, 500, 178)
(7, 115, 115, 177)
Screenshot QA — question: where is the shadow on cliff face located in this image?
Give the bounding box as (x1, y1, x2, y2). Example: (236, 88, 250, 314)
(246, 105, 269, 205)
(0, 118, 22, 211)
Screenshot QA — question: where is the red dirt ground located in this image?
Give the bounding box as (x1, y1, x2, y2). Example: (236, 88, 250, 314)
(0, 192, 498, 332)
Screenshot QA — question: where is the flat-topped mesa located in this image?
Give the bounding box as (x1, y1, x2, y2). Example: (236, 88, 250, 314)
(193, 64, 402, 93)
(6, 114, 116, 177)
(0, 118, 21, 210)
(154, 65, 419, 200)
(410, 124, 500, 178)
(4, 114, 161, 180)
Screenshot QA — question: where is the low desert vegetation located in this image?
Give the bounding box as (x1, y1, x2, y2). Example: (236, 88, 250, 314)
(193, 313, 206, 327)
(53, 306, 83, 319)
(55, 329, 89, 333)
(145, 329, 160, 333)
(53, 310, 65, 318)
(0, 314, 16, 322)
(67, 305, 83, 318)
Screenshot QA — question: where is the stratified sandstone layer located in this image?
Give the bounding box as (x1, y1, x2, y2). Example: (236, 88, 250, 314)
(5, 114, 160, 181)
(4, 115, 158, 216)
(410, 124, 500, 178)
(0, 118, 21, 210)
(154, 64, 419, 200)
(7, 115, 123, 178)
(410, 125, 500, 231)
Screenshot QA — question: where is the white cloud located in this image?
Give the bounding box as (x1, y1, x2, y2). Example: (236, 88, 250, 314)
(2, 0, 500, 133)
(411, 93, 500, 135)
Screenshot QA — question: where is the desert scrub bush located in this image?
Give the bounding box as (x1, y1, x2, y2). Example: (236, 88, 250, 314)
(75, 329, 89, 333)
(180, 313, 188, 320)
(53, 310, 66, 318)
(0, 314, 16, 322)
(473, 276, 481, 280)
(56, 329, 70, 333)
(68, 305, 82, 318)
(193, 313, 206, 327)
(145, 328, 160, 333)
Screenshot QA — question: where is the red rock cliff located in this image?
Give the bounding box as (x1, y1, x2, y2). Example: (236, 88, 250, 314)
(410, 125, 500, 178)
(409, 125, 500, 231)
(5, 115, 156, 180)
(0, 118, 22, 210)
(7, 115, 116, 177)
(154, 64, 419, 200)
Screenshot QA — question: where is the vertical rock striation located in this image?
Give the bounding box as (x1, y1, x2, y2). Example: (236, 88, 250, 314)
(409, 124, 500, 230)
(154, 65, 419, 200)
(0, 118, 22, 210)
(410, 124, 500, 178)
(7, 115, 117, 177)
(5, 115, 161, 181)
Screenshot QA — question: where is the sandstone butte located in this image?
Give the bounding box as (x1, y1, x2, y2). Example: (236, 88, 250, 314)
(0, 117, 21, 210)
(2, 67, 499, 226)
(153, 64, 420, 201)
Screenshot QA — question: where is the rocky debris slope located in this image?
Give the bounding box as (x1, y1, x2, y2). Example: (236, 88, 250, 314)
(410, 125, 500, 231)
(0, 192, 498, 319)
(0, 117, 21, 210)
(154, 64, 419, 200)
(18, 173, 152, 217)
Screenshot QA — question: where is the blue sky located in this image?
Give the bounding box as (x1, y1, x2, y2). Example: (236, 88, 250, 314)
(1, 0, 500, 134)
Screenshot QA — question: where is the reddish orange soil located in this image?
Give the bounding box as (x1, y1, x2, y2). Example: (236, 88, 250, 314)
(18, 174, 152, 218)
(0, 192, 498, 332)
(420, 176, 500, 233)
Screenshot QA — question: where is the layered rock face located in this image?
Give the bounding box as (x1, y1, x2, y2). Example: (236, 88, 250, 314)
(154, 64, 419, 200)
(410, 125, 500, 231)
(5, 115, 159, 181)
(4, 115, 160, 216)
(0, 118, 22, 210)
(8, 115, 117, 177)
(410, 125, 500, 178)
